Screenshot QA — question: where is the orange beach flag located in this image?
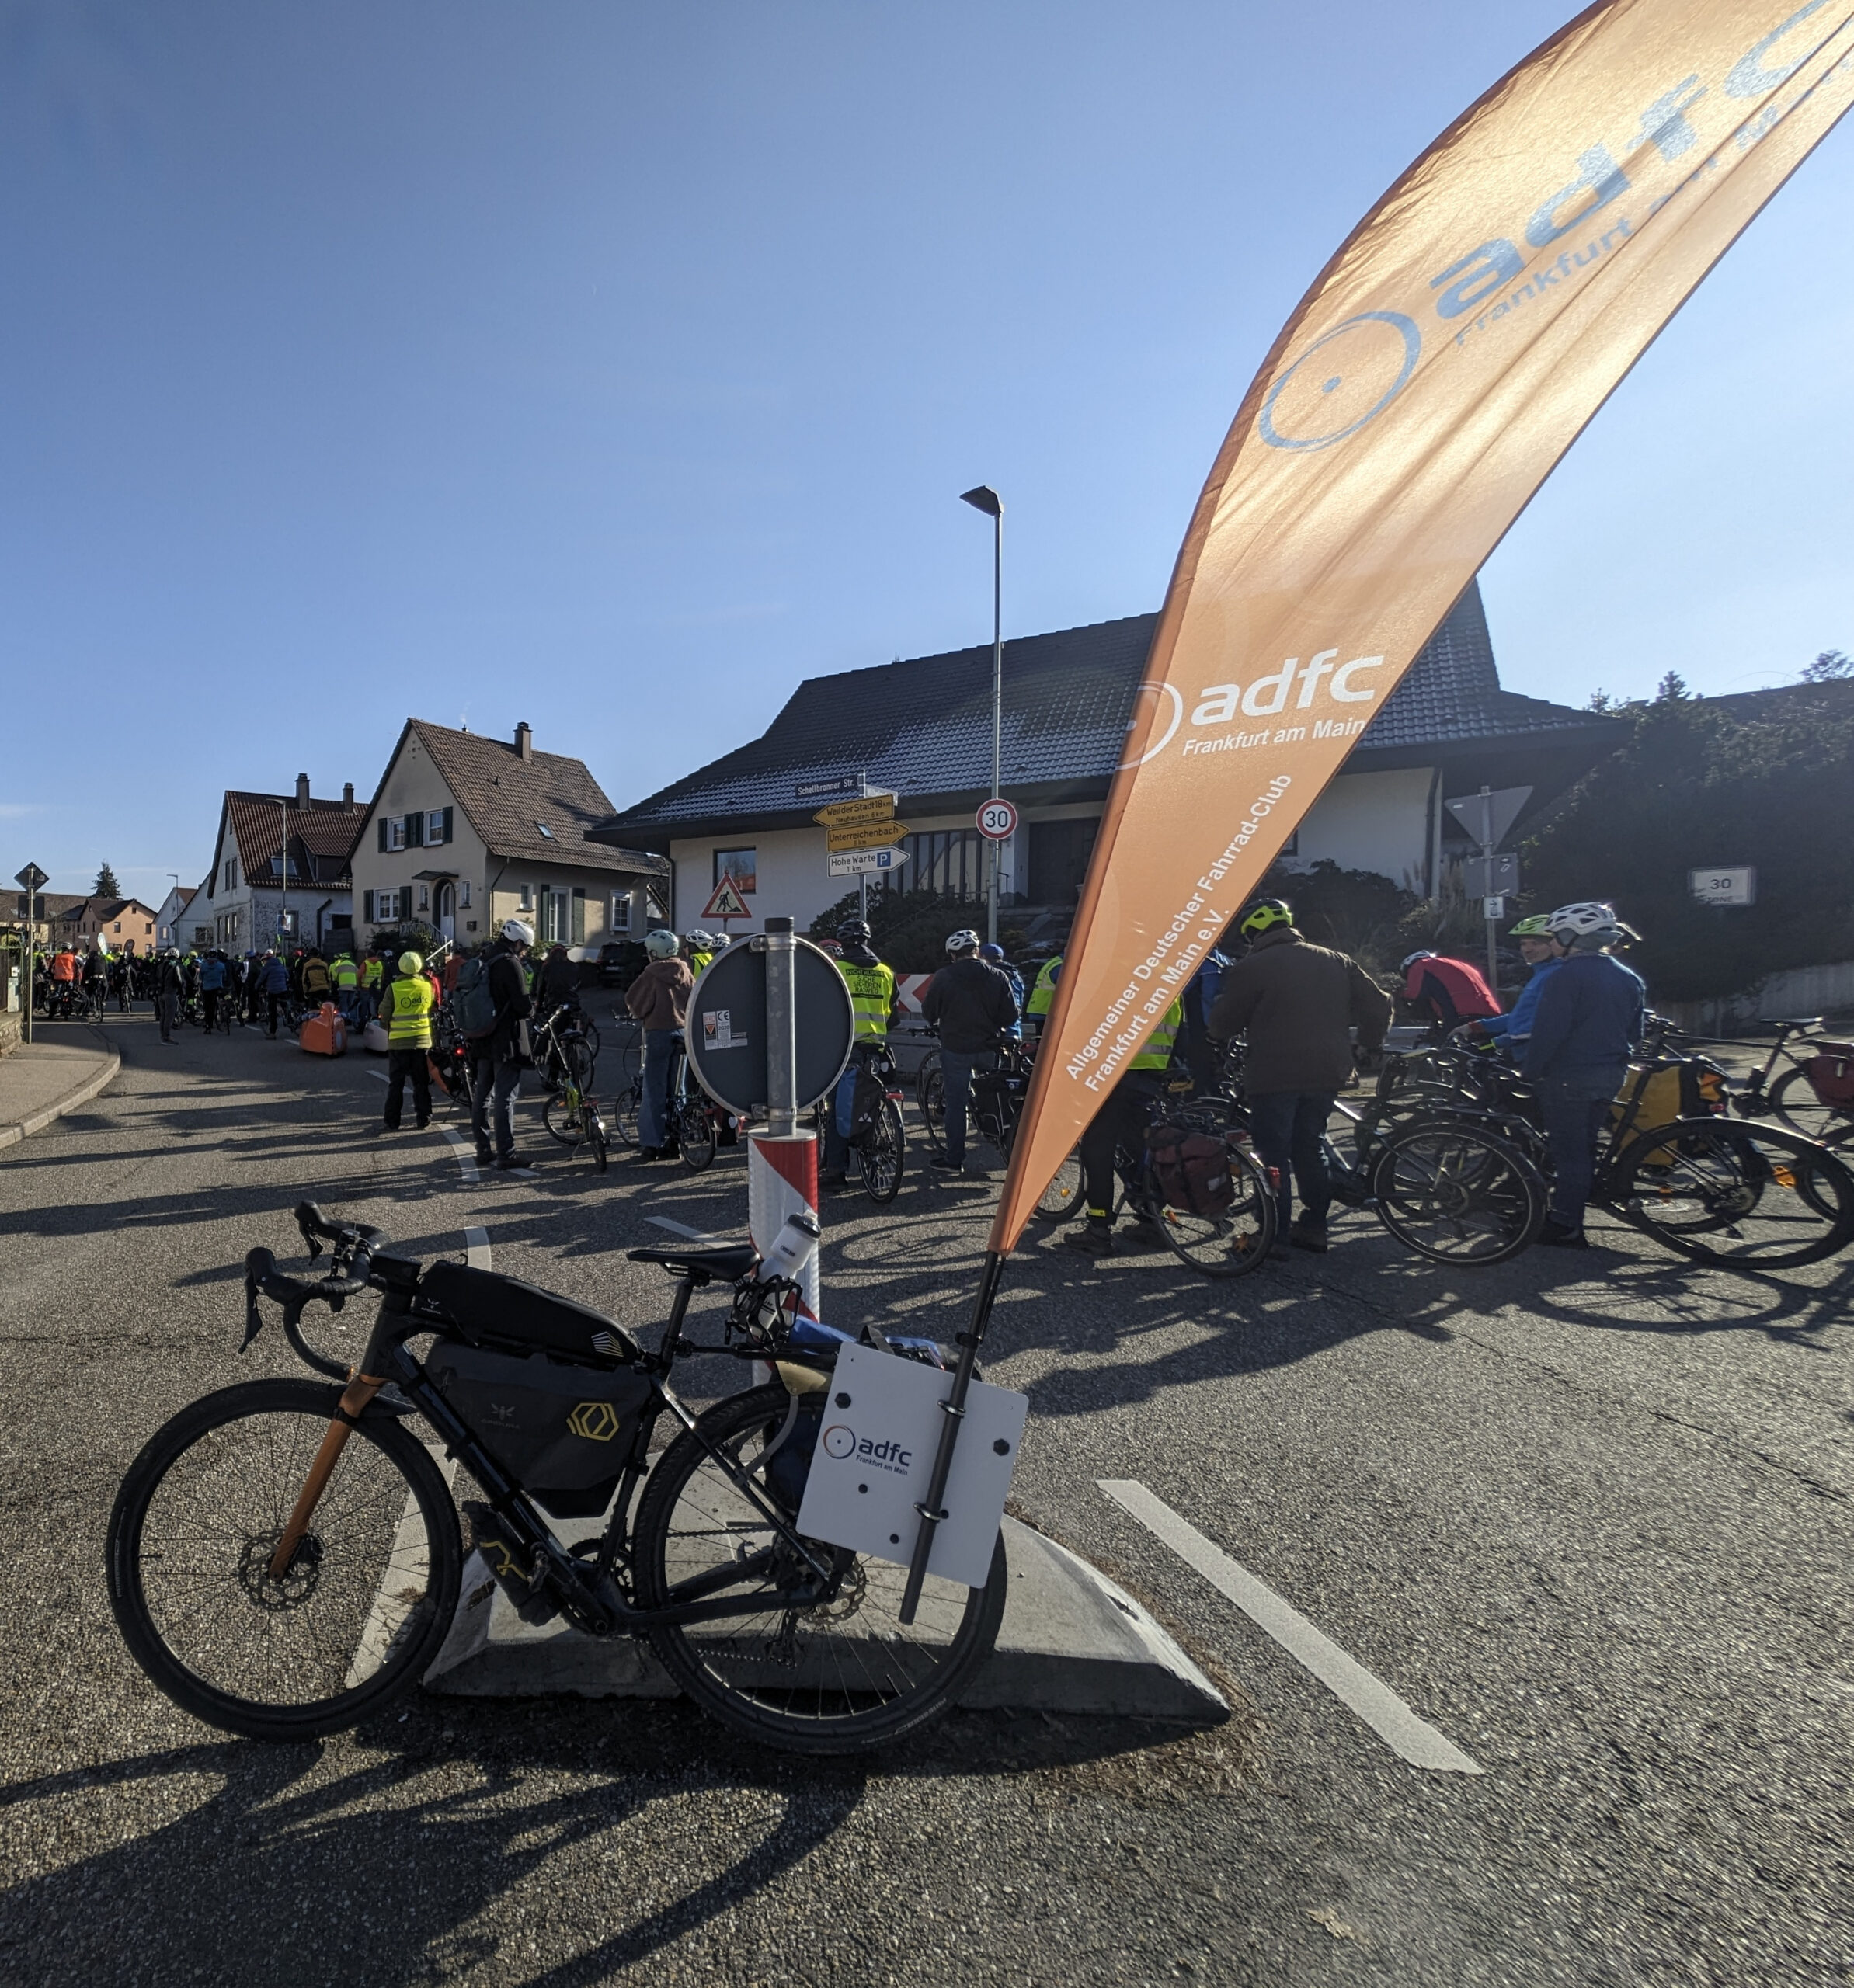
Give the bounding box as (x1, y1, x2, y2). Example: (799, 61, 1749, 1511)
(993, 0, 1854, 1252)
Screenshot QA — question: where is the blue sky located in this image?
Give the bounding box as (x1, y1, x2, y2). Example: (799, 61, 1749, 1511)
(3, 2, 1849, 903)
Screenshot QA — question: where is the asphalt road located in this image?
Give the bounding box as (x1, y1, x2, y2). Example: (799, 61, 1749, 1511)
(0, 1007, 1848, 1987)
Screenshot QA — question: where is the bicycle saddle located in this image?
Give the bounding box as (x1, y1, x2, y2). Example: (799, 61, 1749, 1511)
(415, 1260, 642, 1365)
(626, 1243, 760, 1285)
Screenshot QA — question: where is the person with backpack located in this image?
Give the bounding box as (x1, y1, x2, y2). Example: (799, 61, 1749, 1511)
(1400, 950, 1501, 1037)
(1522, 902, 1646, 1248)
(1210, 898, 1392, 1253)
(379, 949, 437, 1134)
(458, 924, 539, 1177)
(257, 949, 290, 1036)
(625, 928, 694, 1162)
(979, 943, 1025, 1041)
(197, 951, 227, 1034)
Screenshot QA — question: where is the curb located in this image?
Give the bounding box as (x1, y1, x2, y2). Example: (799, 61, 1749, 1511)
(425, 1515, 1229, 1722)
(0, 1027, 122, 1152)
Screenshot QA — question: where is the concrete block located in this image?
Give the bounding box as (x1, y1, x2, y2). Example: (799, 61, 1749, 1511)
(426, 1517, 1226, 1722)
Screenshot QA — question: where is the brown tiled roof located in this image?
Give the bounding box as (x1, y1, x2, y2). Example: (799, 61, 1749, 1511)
(398, 720, 666, 876)
(222, 790, 368, 890)
(57, 896, 160, 925)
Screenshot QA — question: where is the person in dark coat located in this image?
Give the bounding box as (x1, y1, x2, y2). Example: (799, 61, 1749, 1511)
(1209, 898, 1390, 1252)
(920, 930, 1019, 1173)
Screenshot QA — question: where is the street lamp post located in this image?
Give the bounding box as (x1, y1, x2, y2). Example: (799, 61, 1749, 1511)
(959, 485, 1004, 945)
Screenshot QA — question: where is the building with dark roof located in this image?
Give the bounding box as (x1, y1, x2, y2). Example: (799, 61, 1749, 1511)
(352, 719, 667, 950)
(196, 775, 370, 951)
(592, 579, 1621, 933)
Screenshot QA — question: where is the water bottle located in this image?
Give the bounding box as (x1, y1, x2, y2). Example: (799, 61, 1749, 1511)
(760, 1211, 819, 1282)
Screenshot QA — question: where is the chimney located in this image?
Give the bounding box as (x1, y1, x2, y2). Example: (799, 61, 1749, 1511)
(343, 782, 355, 809)
(295, 773, 311, 808)
(515, 721, 533, 762)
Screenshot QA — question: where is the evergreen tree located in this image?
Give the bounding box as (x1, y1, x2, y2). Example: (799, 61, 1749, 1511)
(93, 862, 122, 900)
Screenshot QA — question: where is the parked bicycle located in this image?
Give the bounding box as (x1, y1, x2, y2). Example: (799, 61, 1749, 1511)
(106, 1202, 1004, 1754)
(816, 1041, 906, 1204)
(1662, 1013, 1854, 1144)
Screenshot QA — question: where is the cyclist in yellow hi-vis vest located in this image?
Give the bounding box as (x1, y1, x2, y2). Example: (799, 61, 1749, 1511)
(380, 950, 436, 1134)
(820, 918, 899, 1187)
(1026, 954, 1061, 1026)
(330, 951, 360, 1022)
(358, 949, 384, 1029)
(1065, 992, 1185, 1257)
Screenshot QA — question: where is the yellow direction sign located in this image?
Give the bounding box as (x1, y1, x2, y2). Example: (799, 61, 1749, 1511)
(825, 821, 910, 854)
(812, 794, 896, 829)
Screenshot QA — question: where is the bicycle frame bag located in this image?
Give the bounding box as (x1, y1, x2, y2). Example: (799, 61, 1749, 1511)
(1145, 1121, 1237, 1216)
(1804, 1042, 1854, 1108)
(428, 1339, 655, 1518)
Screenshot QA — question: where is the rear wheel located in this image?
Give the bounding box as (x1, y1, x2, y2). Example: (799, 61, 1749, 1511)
(633, 1384, 1007, 1755)
(1141, 1138, 1276, 1278)
(106, 1378, 461, 1742)
(1610, 1117, 1854, 1269)
(1768, 1065, 1854, 1145)
(857, 1098, 906, 1204)
(679, 1099, 718, 1173)
(1370, 1119, 1545, 1264)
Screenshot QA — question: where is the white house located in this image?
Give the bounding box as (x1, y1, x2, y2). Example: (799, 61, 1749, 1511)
(193, 777, 367, 953)
(590, 579, 1621, 938)
(350, 719, 666, 952)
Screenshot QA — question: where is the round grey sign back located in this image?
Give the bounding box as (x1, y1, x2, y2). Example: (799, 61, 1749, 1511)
(683, 937, 855, 1117)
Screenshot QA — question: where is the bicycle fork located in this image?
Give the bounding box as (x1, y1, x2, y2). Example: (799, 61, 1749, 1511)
(266, 1373, 387, 1578)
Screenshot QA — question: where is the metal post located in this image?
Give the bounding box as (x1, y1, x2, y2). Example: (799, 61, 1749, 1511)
(857, 770, 868, 925)
(764, 914, 798, 1138)
(1480, 784, 1498, 988)
(988, 509, 1002, 947)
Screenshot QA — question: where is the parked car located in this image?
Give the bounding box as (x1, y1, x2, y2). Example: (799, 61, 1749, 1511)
(597, 940, 646, 989)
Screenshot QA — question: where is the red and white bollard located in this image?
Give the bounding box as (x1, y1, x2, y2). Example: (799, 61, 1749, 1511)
(747, 1130, 820, 1319)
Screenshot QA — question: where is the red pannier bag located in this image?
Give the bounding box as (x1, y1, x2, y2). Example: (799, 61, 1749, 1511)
(1146, 1122, 1237, 1216)
(1804, 1042, 1854, 1110)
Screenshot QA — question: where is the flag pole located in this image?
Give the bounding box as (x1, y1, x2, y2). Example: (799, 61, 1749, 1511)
(896, 1248, 1007, 1625)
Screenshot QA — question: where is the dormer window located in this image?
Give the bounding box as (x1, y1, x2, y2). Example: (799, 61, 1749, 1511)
(536, 822, 555, 839)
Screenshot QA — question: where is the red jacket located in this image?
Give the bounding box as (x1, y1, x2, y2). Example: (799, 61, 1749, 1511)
(1403, 956, 1501, 1030)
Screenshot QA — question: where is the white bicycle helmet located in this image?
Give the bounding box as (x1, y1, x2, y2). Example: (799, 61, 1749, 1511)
(1545, 901, 1632, 949)
(645, 928, 680, 959)
(685, 930, 717, 951)
(944, 928, 982, 954)
(1400, 950, 1437, 971)
(501, 918, 535, 946)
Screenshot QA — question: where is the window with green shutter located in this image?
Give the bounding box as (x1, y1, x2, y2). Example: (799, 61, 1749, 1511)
(572, 888, 586, 945)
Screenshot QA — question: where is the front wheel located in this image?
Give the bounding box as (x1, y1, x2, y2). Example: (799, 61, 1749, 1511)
(678, 1099, 718, 1173)
(857, 1098, 906, 1204)
(611, 1082, 641, 1149)
(542, 1090, 584, 1145)
(633, 1384, 1007, 1755)
(586, 1107, 610, 1174)
(916, 1052, 946, 1156)
(1370, 1119, 1545, 1264)
(106, 1378, 462, 1742)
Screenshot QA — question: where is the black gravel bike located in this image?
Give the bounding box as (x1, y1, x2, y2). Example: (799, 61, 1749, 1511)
(107, 1204, 1005, 1755)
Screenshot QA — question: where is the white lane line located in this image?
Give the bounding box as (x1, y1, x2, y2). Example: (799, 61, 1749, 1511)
(1097, 1479, 1483, 1776)
(464, 1225, 492, 1270)
(441, 1128, 481, 1187)
(367, 1069, 388, 1083)
(645, 1215, 731, 1244)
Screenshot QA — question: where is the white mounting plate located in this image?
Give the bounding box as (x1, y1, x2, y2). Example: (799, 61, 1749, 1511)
(795, 1342, 1028, 1590)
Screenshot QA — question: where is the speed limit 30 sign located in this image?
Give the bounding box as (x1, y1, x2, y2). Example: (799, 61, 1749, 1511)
(975, 798, 1018, 840)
